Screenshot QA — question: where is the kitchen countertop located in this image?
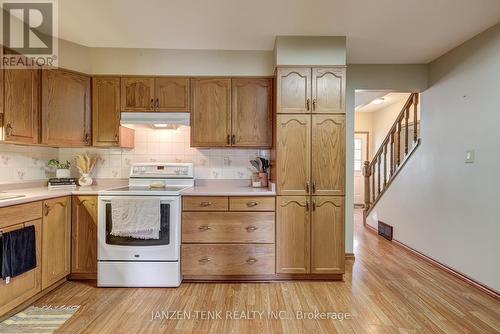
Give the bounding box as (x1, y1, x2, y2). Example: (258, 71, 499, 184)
(0, 179, 275, 207)
(181, 179, 275, 196)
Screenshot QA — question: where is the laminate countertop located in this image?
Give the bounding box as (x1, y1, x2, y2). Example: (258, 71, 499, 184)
(0, 179, 275, 208)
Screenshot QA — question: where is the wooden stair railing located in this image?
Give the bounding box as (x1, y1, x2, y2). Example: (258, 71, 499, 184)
(363, 93, 421, 219)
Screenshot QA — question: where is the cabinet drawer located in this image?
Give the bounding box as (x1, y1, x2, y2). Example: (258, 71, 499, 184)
(229, 197, 275, 211)
(183, 196, 228, 211)
(0, 201, 42, 229)
(182, 244, 275, 276)
(182, 212, 275, 243)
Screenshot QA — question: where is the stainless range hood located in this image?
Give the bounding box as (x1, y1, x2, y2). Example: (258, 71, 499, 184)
(120, 112, 190, 126)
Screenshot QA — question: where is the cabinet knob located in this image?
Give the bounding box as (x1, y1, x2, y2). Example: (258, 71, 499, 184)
(245, 226, 258, 232)
(246, 258, 258, 264)
(199, 201, 212, 207)
(198, 257, 210, 263)
(246, 201, 258, 207)
(198, 225, 212, 231)
(5, 123, 13, 137)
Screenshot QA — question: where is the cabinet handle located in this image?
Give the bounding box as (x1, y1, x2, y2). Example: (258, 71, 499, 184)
(305, 200, 310, 211)
(227, 134, 231, 145)
(312, 99, 316, 110)
(246, 258, 258, 264)
(198, 257, 210, 263)
(246, 201, 258, 207)
(83, 132, 90, 145)
(199, 201, 212, 207)
(245, 226, 258, 232)
(231, 134, 236, 145)
(305, 181, 310, 194)
(312, 181, 316, 194)
(312, 200, 316, 211)
(198, 225, 212, 231)
(155, 98, 159, 110)
(306, 98, 310, 111)
(150, 98, 154, 109)
(114, 134, 119, 142)
(5, 123, 13, 137)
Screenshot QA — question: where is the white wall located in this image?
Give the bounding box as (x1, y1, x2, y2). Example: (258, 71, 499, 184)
(367, 23, 500, 292)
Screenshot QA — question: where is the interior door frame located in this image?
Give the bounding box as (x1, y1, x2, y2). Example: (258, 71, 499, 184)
(354, 131, 370, 207)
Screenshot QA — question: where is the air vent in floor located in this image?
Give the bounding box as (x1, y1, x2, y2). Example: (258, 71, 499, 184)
(378, 221, 393, 241)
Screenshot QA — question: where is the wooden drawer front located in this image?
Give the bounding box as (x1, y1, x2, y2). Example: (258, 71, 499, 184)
(183, 196, 228, 211)
(182, 212, 275, 243)
(229, 197, 275, 211)
(0, 201, 42, 229)
(182, 244, 275, 276)
(0, 219, 42, 316)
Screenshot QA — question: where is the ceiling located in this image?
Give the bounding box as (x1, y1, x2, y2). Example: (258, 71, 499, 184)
(58, 0, 500, 64)
(355, 92, 411, 113)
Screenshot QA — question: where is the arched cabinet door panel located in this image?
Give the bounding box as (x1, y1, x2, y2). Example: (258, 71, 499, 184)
(277, 68, 311, 114)
(311, 67, 345, 113)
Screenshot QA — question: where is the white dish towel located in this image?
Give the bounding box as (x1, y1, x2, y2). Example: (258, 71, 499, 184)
(110, 198, 161, 239)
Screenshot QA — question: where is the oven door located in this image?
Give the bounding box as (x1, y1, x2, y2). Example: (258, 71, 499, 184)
(98, 195, 180, 261)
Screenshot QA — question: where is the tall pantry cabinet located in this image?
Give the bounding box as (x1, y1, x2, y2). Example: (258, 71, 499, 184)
(274, 67, 346, 276)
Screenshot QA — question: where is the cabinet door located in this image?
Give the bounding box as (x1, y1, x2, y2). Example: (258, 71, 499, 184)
(120, 77, 155, 111)
(155, 77, 190, 112)
(311, 67, 345, 113)
(276, 67, 311, 113)
(41, 70, 91, 146)
(0, 69, 3, 115)
(276, 196, 310, 274)
(276, 114, 310, 195)
(191, 78, 231, 147)
(3, 69, 40, 144)
(42, 197, 71, 289)
(311, 196, 344, 274)
(311, 115, 345, 195)
(71, 196, 97, 276)
(92, 77, 120, 147)
(231, 78, 272, 147)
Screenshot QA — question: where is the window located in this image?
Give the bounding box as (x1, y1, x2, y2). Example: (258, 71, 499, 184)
(354, 138, 362, 171)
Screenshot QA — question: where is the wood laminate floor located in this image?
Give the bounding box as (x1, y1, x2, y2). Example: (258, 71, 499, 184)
(32, 210, 500, 333)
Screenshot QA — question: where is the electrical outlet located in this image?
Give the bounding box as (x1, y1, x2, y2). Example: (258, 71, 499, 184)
(465, 150, 475, 163)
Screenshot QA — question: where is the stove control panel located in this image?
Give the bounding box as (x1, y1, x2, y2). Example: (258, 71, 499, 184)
(130, 163, 194, 178)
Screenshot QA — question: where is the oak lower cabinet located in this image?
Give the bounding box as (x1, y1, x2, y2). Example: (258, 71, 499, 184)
(41, 69, 92, 146)
(92, 77, 134, 148)
(276, 196, 344, 275)
(42, 197, 71, 289)
(71, 196, 97, 278)
(2, 69, 40, 144)
(181, 196, 276, 280)
(0, 202, 43, 316)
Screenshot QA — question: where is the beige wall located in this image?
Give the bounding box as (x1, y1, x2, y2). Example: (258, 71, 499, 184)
(274, 36, 346, 66)
(354, 112, 373, 159)
(367, 22, 500, 292)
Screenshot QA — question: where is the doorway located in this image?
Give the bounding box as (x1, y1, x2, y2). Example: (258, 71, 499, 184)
(354, 132, 369, 206)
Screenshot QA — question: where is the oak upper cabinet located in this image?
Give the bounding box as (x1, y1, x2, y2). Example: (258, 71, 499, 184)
(41, 69, 91, 146)
(231, 78, 273, 147)
(276, 196, 310, 274)
(71, 196, 98, 277)
(155, 77, 190, 112)
(311, 67, 346, 113)
(42, 197, 71, 289)
(276, 68, 311, 113)
(311, 115, 346, 195)
(3, 69, 40, 144)
(120, 77, 155, 111)
(311, 196, 344, 274)
(276, 114, 310, 195)
(191, 78, 231, 147)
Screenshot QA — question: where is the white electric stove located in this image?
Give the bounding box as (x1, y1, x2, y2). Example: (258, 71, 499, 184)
(97, 162, 194, 287)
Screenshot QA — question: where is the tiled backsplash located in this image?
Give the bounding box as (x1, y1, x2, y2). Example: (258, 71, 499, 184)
(0, 144, 59, 184)
(59, 125, 270, 180)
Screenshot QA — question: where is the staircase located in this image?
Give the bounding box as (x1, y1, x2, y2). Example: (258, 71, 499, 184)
(363, 93, 420, 218)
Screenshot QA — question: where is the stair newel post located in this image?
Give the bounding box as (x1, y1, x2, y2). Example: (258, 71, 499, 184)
(413, 93, 419, 143)
(404, 106, 410, 155)
(383, 141, 387, 186)
(363, 161, 371, 212)
(390, 131, 395, 176)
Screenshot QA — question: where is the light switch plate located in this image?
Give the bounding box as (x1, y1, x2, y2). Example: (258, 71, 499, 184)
(465, 150, 475, 163)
